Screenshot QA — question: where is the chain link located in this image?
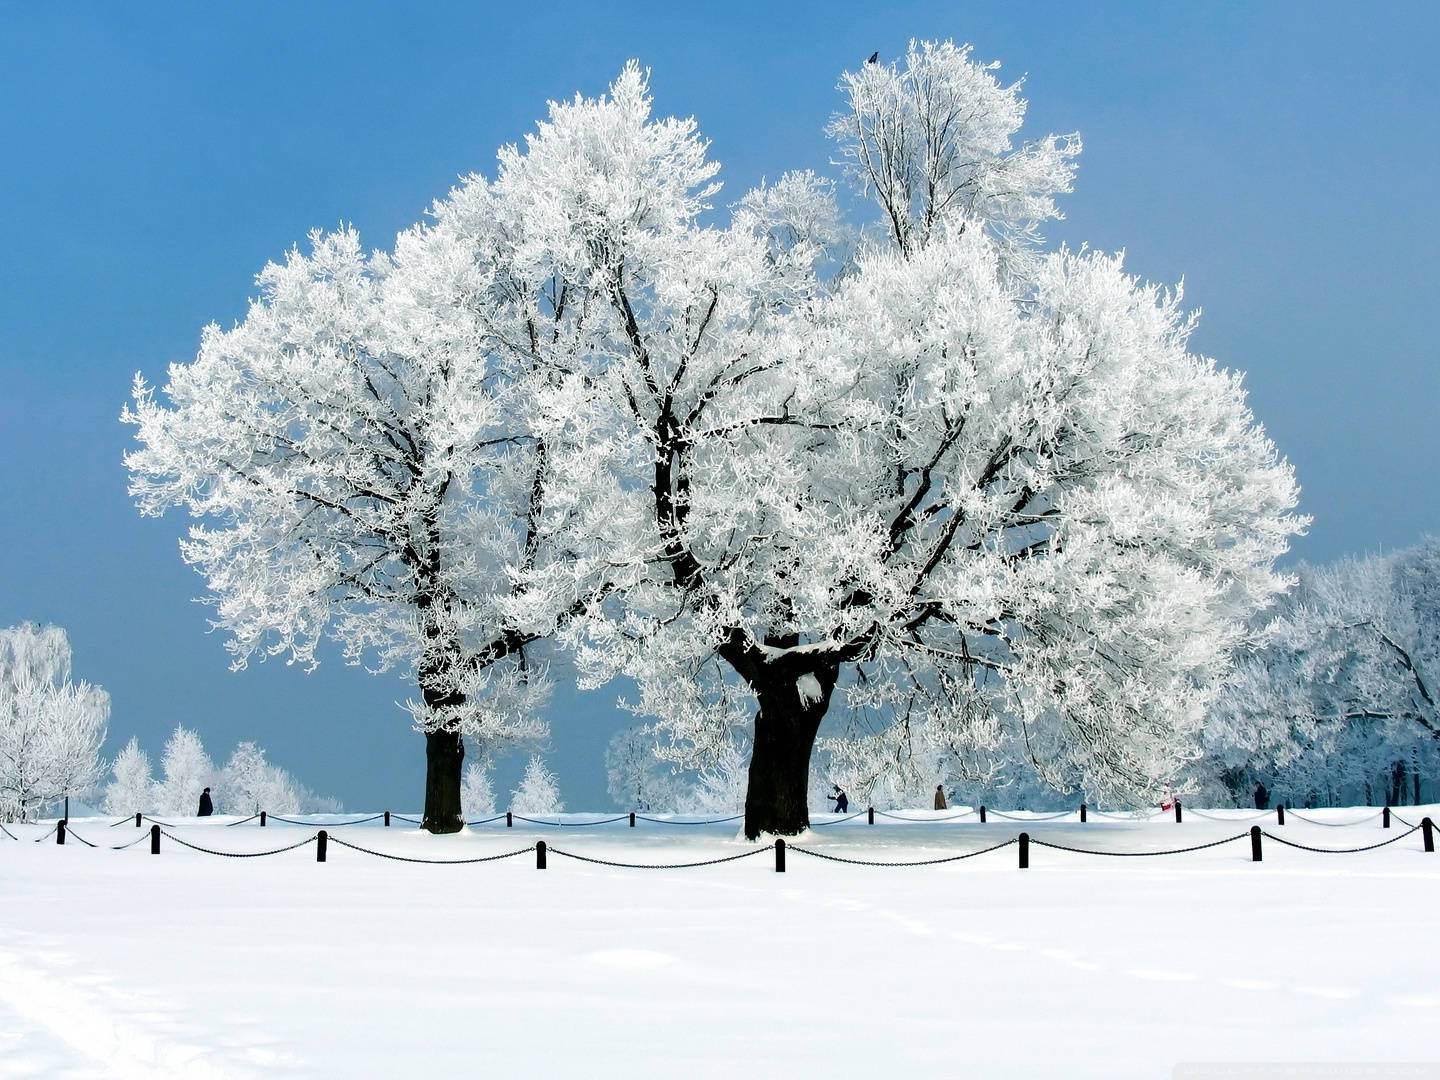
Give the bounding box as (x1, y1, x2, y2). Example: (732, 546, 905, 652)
(1030, 833, 1249, 857)
(32, 824, 59, 844)
(788, 838, 1019, 867)
(158, 829, 319, 858)
(985, 809, 1073, 821)
(873, 809, 976, 823)
(225, 813, 261, 827)
(810, 812, 868, 827)
(546, 844, 773, 869)
(509, 814, 632, 828)
(1283, 810, 1386, 828)
(1185, 809, 1273, 822)
(60, 826, 99, 848)
(0, 821, 19, 841)
(325, 835, 536, 864)
(1259, 825, 1421, 854)
(633, 814, 745, 826)
(265, 813, 387, 827)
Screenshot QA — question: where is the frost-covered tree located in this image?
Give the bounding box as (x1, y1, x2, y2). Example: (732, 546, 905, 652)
(1196, 539, 1440, 806)
(154, 725, 214, 815)
(217, 740, 303, 815)
(125, 210, 609, 830)
(460, 759, 496, 817)
(102, 736, 156, 815)
(605, 726, 674, 811)
(452, 47, 1305, 836)
(510, 754, 563, 814)
(0, 624, 110, 822)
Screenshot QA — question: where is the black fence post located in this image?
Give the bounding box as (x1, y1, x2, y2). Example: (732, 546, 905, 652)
(1277, 805, 1285, 826)
(506, 811, 513, 828)
(774, 838, 786, 873)
(316, 830, 328, 862)
(1174, 799, 1183, 824)
(629, 812, 636, 828)
(150, 824, 161, 854)
(57, 819, 66, 845)
(259, 811, 267, 827)
(1423, 818, 1434, 853)
(384, 810, 391, 827)
(867, 806, 874, 825)
(1383, 806, 1391, 829)
(1250, 825, 1263, 862)
(536, 840, 547, 869)
(1080, 803, 1087, 823)
(135, 812, 142, 828)
(1018, 831, 1029, 869)
(979, 805, 987, 824)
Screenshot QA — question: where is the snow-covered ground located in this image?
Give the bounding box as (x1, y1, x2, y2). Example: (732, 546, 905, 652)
(1, 806, 1436, 1079)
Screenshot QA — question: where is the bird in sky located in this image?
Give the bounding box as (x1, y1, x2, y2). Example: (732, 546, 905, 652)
(867, 51, 879, 64)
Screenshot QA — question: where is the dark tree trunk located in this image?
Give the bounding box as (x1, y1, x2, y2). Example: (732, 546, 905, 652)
(742, 666, 836, 840)
(423, 728, 465, 834)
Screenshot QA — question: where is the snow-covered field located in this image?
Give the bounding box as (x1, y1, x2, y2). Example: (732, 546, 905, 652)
(2, 806, 1436, 1079)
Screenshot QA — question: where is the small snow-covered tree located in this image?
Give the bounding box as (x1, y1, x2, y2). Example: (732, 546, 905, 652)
(605, 727, 683, 811)
(102, 736, 156, 815)
(217, 740, 302, 815)
(0, 624, 110, 821)
(510, 755, 563, 814)
(155, 725, 214, 815)
(460, 759, 496, 817)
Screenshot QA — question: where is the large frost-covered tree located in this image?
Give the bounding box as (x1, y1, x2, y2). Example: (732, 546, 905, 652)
(447, 43, 1305, 836)
(125, 217, 609, 831)
(0, 624, 110, 822)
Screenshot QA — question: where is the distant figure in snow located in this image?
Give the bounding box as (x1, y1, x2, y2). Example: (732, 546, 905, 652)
(1252, 780, 1269, 810)
(198, 787, 214, 816)
(830, 785, 849, 814)
(866, 51, 879, 64)
(934, 784, 947, 811)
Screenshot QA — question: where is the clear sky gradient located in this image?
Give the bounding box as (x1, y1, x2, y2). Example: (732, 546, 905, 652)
(2, 1, 1436, 811)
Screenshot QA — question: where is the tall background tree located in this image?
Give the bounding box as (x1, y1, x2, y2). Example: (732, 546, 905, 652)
(0, 623, 109, 822)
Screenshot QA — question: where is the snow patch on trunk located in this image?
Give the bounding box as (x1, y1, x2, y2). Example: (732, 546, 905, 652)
(796, 673, 823, 707)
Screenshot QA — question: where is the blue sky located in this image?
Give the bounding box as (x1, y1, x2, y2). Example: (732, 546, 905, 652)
(2, 1, 1436, 811)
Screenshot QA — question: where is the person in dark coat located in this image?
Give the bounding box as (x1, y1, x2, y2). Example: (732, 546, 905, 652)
(1252, 780, 1269, 810)
(830, 785, 849, 814)
(198, 787, 214, 816)
(934, 784, 948, 811)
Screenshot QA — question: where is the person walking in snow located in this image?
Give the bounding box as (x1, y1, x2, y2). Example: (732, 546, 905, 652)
(197, 787, 214, 816)
(1252, 780, 1269, 810)
(934, 784, 947, 811)
(830, 785, 849, 814)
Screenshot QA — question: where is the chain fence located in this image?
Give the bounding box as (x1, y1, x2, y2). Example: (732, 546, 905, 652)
(545, 845, 774, 870)
(1259, 825, 1422, 854)
(1030, 833, 1250, 857)
(326, 835, 535, 865)
(788, 838, 1019, 867)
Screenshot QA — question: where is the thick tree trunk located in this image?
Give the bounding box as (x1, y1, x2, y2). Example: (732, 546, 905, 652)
(422, 728, 465, 834)
(742, 667, 836, 840)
